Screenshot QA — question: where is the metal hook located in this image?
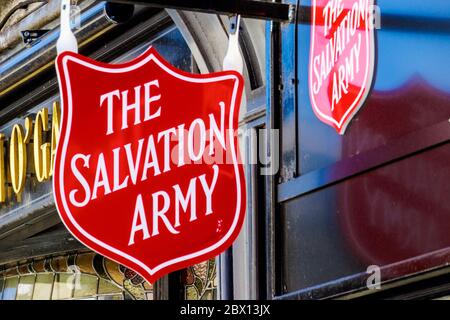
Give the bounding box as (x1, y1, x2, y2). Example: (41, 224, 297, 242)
(229, 14, 240, 35)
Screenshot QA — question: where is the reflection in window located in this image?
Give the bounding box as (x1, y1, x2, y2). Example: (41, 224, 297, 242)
(32, 274, 53, 300)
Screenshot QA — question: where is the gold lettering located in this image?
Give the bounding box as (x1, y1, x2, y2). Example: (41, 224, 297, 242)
(34, 108, 51, 182)
(10, 124, 27, 195)
(50, 102, 61, 177)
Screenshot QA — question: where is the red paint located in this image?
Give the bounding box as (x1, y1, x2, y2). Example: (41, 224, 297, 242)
(309, 0, 375, 134)
(54, 47, 246, 283)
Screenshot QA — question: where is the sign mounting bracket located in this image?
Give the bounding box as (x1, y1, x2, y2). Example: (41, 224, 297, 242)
(100, 0, 296, 23)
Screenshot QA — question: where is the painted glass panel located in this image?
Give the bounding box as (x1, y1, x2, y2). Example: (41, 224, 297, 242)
(0, 253, 152, 300)
(0, 25, 206, 301)
(292, 0, 450, 174)
(73, 274, 98, 298)
(52, 273, 74, 300)
(98, 278, 122, 295)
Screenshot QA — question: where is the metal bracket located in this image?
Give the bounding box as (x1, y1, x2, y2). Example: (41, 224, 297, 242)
(21, 30, 50, 46)
(101, 0, 295, 23)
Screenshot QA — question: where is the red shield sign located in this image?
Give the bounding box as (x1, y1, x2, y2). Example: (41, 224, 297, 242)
(309, 0, 375, 134)
(54, 47, 245, 283)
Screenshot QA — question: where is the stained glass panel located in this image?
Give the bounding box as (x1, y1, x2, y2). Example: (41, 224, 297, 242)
(73, 274, 98, 298)
(32, 273, 54, 300)
(0, 255, 216, 300)
(184, 259, 217, 300)
(16, 275, 35, 300)
(2, 276, 19, 300)
(0, 278, 4, 299)
(98, 278, 122, 295)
